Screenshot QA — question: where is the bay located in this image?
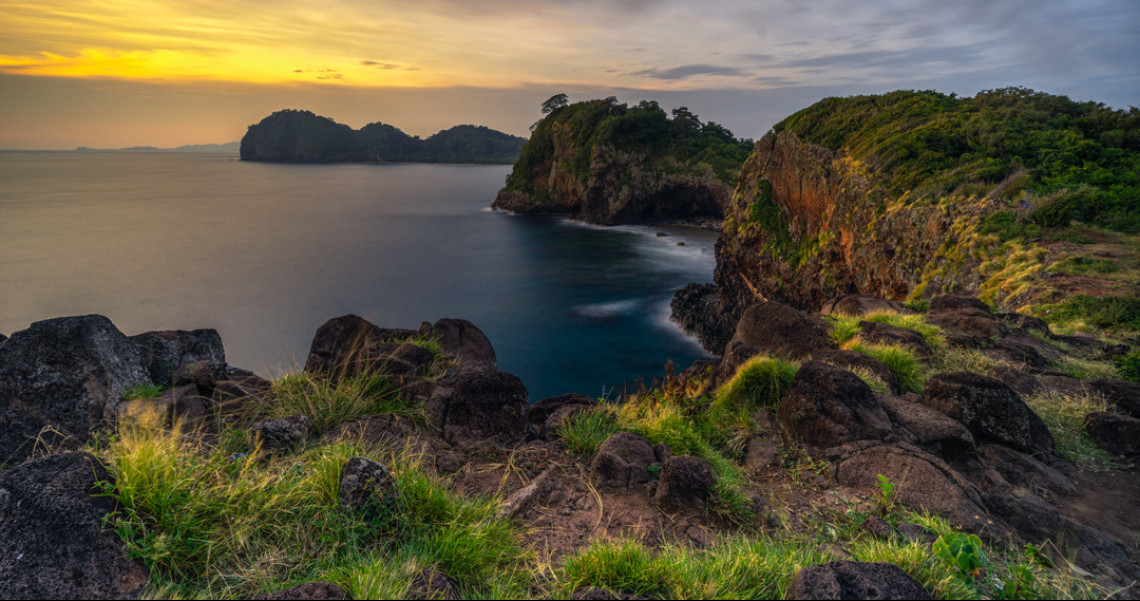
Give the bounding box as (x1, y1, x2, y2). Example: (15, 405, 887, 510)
(0, 151, 714, 401)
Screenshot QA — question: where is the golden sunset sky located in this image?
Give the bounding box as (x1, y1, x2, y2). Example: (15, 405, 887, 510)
(1, 0, 1137, 149)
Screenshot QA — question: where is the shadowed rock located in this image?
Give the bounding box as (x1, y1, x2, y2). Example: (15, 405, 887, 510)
(339, 457, 398, 516)
(431, 318, 497, 369)
(252, 415, 314, 451)
(778, 361, 892, 447)
(0, 315, 152, 459)
(172, 359, 229, 398)
(835, 444, 990, 534)
(654, 455, 717, 512)
(528, 393, 597, 439)
(787, 561, 933, 600)
(0, 452, 149, 599)
(131, 328, 225, 386)
(976, 443, 1076, 495)
(1089, 379, 1140, 418)
(591, 432, 657, 492)
(116, 383, 210, 428)
(859, 321, 931, 356)
(1084, 412, 1140, 456)
(732, 301, 836, 360)
(437, 367, 528, 444)
(408, 568, 460, 600)
(923, 372, 1054, 455)
(927, 295, 1007, 340)
(878, 395, 976, 460)
(303, 315, 416, 381)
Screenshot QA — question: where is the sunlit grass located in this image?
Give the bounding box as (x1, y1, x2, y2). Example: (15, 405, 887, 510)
(1023, 391, 1119, 471)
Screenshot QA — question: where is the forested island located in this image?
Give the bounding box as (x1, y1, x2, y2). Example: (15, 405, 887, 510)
(239, 110, 527, 164)
(493, 95, 753, 224)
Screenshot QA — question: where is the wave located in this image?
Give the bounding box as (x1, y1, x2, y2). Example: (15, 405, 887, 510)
(571, 299, 641, 318)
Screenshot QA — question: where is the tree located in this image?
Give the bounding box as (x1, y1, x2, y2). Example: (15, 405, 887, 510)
(541, 93, 569, 115)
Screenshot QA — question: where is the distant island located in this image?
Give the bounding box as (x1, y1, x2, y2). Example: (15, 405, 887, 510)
(240, 110, 526, 164)
(76, 142, 240, 153)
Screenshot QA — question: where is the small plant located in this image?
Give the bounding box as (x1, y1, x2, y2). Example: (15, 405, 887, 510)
(1116, 351, 1140, 382)
(874, 474, 895, 516)
(121, 383, 167, 401)
(933, 532, 988, 578)
(844, 340, 924, 393)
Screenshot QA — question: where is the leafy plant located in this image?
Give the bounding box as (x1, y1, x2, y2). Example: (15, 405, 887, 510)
(933, 532, 988, 578)
(874, 474, 895, 516)
(121, 383, 167, 401)
(1116, 352, 1140, 382)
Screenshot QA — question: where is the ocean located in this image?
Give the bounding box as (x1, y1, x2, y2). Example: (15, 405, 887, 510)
(0, 151, 715, 401)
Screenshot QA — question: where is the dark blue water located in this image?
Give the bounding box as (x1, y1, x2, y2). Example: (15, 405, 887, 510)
(0, 152, 714, 401)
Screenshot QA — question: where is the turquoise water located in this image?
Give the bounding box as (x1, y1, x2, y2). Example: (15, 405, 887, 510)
(0, 151, 715, 401)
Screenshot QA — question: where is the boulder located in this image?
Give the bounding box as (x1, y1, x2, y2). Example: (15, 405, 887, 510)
(787, 561, 933, 600)
(923, 372, 1055, 455)
(777, 361, 892, 447)
(339, 457, 398, 516)
(383, 343, 436, 378)
(408, 568, 460, 600)
(431, 318, 497, 369)
(254, 582, 351, 600)
(976, 444, 1075, 495)
(130, 328, 225, 386)
(590, 432, 657, 492)
(877, 395, 976, 460)
(527, 393, 597, 439)
(743, 437, 781, 472)
(859, 322, 931, 356)
(820, 295, 911, 317)
(835, 444, 990, 534)
(1083, 412, 1140, 456)
(0, 452, 149, 599)
(252, 415, 314, 451)
(816, 349, 901, 395)
(1088, 379, 1140, 418)
(0, 315, 152, 457)
(732, 301, 836, 360)
(0, 408, 56, 467)
(438, 367, 528, 444)
(303, 315, 416, 381)
(211, 370, 274, 415)
(927, 295, 1007, 340)
(982, 335, 1053, 370)
(654, 455, 717, 512)
(172, 359, 229, 398)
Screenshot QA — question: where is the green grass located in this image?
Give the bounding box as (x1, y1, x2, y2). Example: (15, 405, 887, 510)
(1054, 356, 1121, 381)
(122, 382, 167, 401)
(847, 367, 892, 395)
(1023, 391, 1119, 471)
(828, 312, 945, 352)
(843, 340, 924, 394)
(101, 421, 531, 599)
(828, 315, 863, 345)
(268, 371, 420, 434)
(928, 347, 1008, 377)
(391, 334, 444, 356)
(712, 356, 799, 417)
(1050, 256, 1119, 277)
(556, 408, 621, 456)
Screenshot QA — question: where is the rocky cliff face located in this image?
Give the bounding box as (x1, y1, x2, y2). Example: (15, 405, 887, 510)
(493, 141, 730, 225)
(679, 131, 996, 351)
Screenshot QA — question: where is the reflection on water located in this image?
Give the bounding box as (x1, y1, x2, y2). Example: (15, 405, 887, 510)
(0, 152, 715, 400)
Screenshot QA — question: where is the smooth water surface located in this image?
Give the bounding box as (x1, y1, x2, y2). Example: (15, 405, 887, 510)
(0, 152, 714, 400)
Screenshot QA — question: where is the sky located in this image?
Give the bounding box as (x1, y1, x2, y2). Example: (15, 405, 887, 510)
(1, 0, 1137, 149)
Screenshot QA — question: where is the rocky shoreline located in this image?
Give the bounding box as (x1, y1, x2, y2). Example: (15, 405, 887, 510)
(2, 296, 1138, 598)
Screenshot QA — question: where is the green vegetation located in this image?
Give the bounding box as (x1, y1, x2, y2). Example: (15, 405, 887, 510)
(712, 355, 799, 416)
(774, 88, 1140, 233)
(121, 383, 167, 401)
(932, 532, 988, 578)
(269, 371, 419, 434)
(1037, 294, 1140, 332)
(1024, 391, 1119, 471)
(843, 340, 924, 394)
(827, 311, 946, 352)
(505, 97, 753, 193)
(1050, 256, 1119, 276)
(1117, 352, 1140, 382)
(556, 408, 621, 456)
(103, 423, 529, 599)
(241, 110, 527, 164)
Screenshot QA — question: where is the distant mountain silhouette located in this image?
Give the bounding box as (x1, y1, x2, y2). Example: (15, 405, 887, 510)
(240, 110, 525, 164)
(75, 142, 240, 153)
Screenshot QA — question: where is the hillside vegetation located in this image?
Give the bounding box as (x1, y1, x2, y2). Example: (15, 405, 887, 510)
(493, 97, 753, 223)
(240, 110, 526, 164)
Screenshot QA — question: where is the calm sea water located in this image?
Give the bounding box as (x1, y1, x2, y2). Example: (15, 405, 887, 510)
(0, 151, 715, 400)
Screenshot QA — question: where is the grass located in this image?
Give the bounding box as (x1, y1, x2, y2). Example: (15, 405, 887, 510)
(550, 510, 1105, 600)
(1023, 391, 1119, 471)
(122, 382, 167, 401)
(711, 356, 799, 417)
(101, 420, 531, 599)
(843, 340, 924, 394)
(928, 346, 1009, 377)
(556, 408, 621, 456)
(1054, 356, 1121, 381)
(268, 371, 421, 434)
(847, 367, 891, 395)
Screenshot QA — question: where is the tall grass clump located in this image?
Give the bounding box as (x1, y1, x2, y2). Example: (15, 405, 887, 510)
(828, 315, 863, 345)
(844, 340, 924, 394)
(861, 311, 946, 351)
(1054, 356, 1121, 381)
(556, 407, 621, 456)
(712, 356, 799, 420)
(270, 370, 420, 434)
(103, 423, 531, 599)
(1023, 391, 1119, 471)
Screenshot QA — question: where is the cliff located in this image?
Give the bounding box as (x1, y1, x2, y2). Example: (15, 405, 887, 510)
(676, 89, 1140, 352)
(240, 110, 526, 164)
(492, 98, 752, 224)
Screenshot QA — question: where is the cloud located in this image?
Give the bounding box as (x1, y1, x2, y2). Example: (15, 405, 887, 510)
(631, 64, 748, 81)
